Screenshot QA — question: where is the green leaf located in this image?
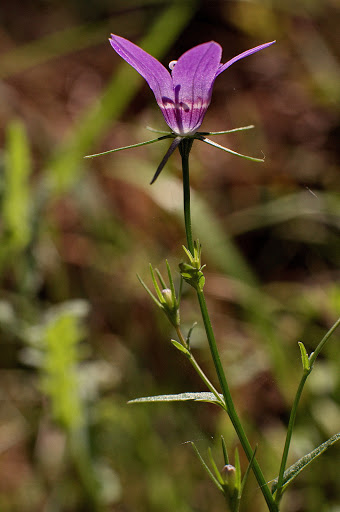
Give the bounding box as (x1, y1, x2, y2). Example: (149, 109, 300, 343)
(298, 341, 310, 372)
(171, 339, 190, 356)
(272, 432, 340, 494)
(128, 392, 224, 405)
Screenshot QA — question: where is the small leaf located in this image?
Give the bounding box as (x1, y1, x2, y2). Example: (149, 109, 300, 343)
(272, 432, 340, 494)
(128, 391, 224, 405)
(298, 341, 310, 372)
(171, 339, 190, 356)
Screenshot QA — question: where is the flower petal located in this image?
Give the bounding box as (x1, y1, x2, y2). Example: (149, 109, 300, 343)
(171, 42, 222, 134)
(216, 40, 276, 76)
(109, 34, 175, 128)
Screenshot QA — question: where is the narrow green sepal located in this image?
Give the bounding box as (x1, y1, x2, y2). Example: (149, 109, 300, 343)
(191, 443, 224, 492)
(221, 436, 229, 466)
(197, 136, 265, 162)
(149, 264, 164, 302)
(298, 341, 310, 373)
(137, 274, 162, 308)
(240, 445, 258, 496)
(234, 448, 242, 494)
(208, 447, 225, 486)
(197, 125, 254, 136)
(171, 339, 190, 356)
(84, 135, 172, 158)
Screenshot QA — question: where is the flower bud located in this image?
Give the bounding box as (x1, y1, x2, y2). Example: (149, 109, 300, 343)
(161, 288, 173, 309)
(221, 464, 236, 489)
(160, 288, 180, 327)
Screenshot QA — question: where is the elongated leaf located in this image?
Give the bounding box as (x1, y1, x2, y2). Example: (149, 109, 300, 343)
(272, 432, 340, 494)
(128, 392, 224, 406)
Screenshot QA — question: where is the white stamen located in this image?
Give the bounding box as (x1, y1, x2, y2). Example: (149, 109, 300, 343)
(169, 60, 177, 70)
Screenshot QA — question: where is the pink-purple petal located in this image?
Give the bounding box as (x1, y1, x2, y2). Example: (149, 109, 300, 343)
(171, 42, 222, 134)
(216, 40, 276, 77)
(109, 34, 175, 115)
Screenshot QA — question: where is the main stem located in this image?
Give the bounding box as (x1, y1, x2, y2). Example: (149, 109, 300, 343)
(179, 140, 278, 512)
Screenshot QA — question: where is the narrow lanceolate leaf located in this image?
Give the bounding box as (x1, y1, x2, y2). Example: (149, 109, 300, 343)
(271, 432, 340, 494)
(171, 339, 190, 356)
(128, 392, 224, 405)
(298, 341, 310, 372)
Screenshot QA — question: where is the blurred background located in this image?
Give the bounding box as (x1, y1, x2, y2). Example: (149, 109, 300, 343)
(0, 1, 339, 511)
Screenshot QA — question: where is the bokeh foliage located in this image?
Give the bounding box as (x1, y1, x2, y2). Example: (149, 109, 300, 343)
(0, 1, 339, 511)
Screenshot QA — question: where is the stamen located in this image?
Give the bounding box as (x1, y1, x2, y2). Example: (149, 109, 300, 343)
(169, 60, 177, 70)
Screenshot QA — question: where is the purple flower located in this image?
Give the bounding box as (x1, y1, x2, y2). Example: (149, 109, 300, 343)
(86, 36, 275, 183)
(109, 35, 275, 136)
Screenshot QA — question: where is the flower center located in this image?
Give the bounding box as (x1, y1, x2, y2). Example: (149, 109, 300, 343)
(168, 60, 177, 70)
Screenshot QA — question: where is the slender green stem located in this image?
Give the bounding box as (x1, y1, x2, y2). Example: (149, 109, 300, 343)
(176, 326, 225, 408)
(179, 143, 278, 512)
(275, 315, 340, 503)
(179, 139, 194, 254)
(309, 315, 340, 366)
(196, 290, 277, 512)
(275, 374, 307, 503)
